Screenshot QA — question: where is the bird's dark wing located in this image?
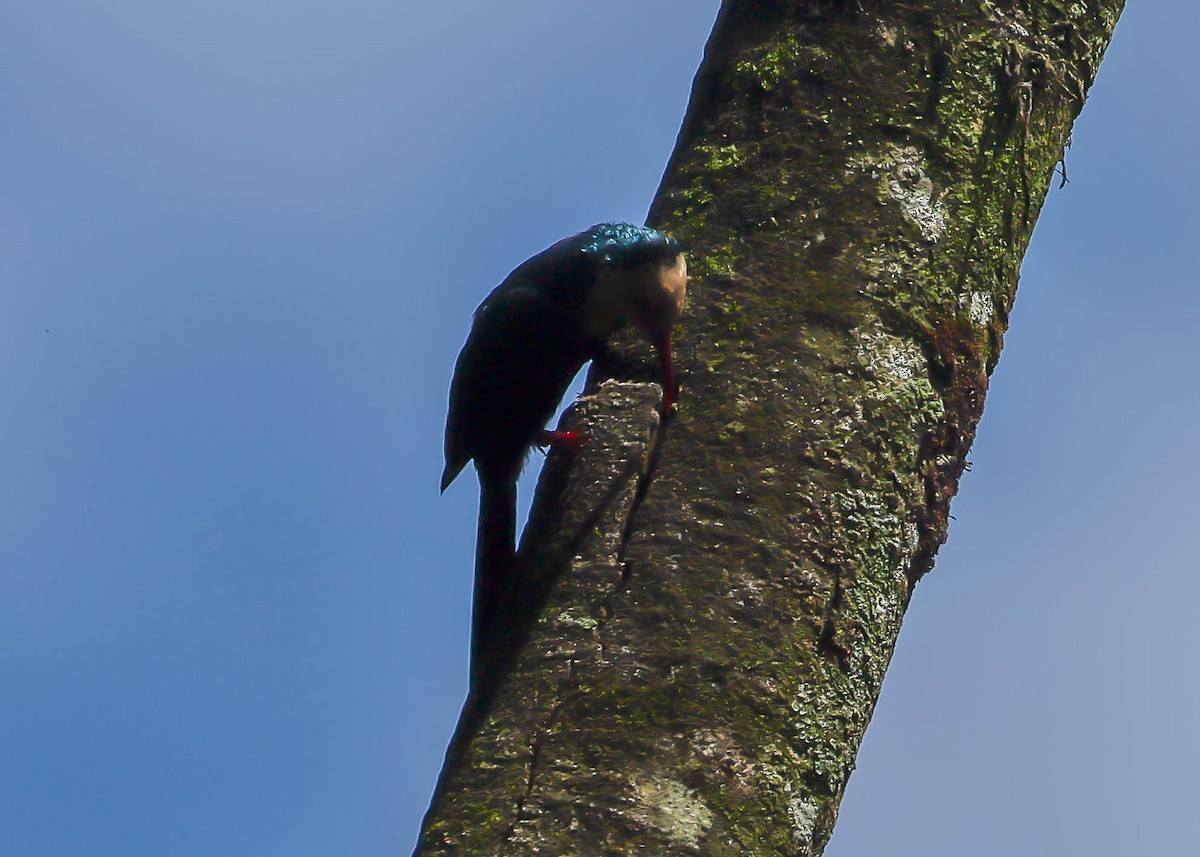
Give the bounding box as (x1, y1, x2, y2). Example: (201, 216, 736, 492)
(442, 251, 597, 490)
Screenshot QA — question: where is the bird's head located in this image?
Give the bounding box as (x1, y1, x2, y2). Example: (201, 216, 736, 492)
(581, 223, 687, 412)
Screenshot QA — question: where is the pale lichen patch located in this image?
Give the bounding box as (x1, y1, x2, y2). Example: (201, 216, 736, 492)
(962, 290, 995, 328)
(888, 164, 946, 242)
(554, 608, 599, 631)
(848, 146, 947, 242)
(630, 776, 714, 850)
(787, 795, 820, 844)
(756, 742, 824, 848)
(853, 325, 924, 383)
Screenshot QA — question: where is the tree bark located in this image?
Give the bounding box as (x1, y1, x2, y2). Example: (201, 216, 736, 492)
(416, 1, 1124, 853)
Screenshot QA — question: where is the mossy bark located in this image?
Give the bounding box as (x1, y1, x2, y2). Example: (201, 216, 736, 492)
(415, 1, 1124, 854)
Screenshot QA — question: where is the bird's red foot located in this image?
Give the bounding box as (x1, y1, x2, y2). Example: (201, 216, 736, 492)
(536, 429, 590, 452)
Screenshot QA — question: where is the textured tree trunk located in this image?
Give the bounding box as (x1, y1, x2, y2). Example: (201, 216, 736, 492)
(416, 1, 1124, 853)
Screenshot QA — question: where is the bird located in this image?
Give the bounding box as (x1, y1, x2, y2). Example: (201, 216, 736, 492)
(441, 222, 687, 683)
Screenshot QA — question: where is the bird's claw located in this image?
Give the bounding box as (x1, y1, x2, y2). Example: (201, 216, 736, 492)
(536, 429, 591, 453)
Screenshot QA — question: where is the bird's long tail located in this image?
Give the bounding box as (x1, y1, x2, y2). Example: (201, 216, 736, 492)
(472, 475, 516, 688)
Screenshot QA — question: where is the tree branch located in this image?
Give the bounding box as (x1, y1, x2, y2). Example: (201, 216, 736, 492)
(416, 1, 1125, 853)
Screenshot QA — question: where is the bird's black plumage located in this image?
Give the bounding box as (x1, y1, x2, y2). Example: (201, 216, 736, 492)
(442, 236, 597, 491)
(442, 222, 685, 687)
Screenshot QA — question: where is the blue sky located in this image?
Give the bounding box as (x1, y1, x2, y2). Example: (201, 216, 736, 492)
(2, 3, 1195, 855)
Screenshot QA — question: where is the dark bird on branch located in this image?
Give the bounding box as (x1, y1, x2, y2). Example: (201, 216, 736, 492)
(441, 222, 687, 684)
